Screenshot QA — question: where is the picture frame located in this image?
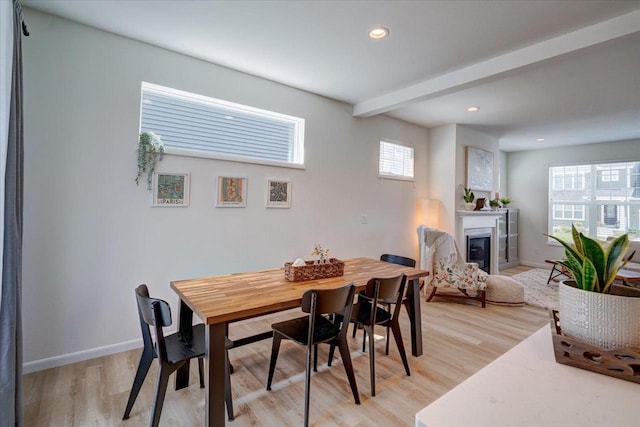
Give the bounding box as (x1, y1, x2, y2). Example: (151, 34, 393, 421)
(216, 176, 247, 207)
(265, 178, 292, 208)
(152, 172, 190, 207)
(466, 146, 494, 192)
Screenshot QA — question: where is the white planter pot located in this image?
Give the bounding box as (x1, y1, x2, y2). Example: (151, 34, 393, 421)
(464, 202, 476, 211)
(558, 281, 640, 351)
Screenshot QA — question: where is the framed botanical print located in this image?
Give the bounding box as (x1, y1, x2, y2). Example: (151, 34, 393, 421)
(216, 176, 247, 207)
(466, 146, 494, 192)
(152, 172, 190, 207)
(266, 178, 291, 208)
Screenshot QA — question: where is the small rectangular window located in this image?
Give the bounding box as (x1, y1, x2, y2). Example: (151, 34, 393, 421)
(140, 82, 305, 168)
(379, 140, 414, 181)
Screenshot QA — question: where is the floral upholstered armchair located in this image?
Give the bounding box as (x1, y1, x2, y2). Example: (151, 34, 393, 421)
(417, 225, 488, 307)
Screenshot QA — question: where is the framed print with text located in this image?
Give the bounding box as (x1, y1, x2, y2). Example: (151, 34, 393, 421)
(152, 172, 190, 207)
(216, 176, 247, 207)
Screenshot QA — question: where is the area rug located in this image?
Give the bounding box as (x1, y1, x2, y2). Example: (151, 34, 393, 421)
(511, 268, 559, 310)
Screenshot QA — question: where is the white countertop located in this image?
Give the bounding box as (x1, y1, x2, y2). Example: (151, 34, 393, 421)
(415, 326, 639, 427)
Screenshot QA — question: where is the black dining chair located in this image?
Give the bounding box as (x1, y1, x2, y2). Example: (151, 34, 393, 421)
(352, 254, 417, 354)
(379, 254, 417, 353)
(266, 282, 360, 427)
(123, 284, 234, 426)
(332, 274, 410, 396)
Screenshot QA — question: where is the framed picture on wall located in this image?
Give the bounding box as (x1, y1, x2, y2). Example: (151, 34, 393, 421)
(152, 172, 190, 207)
(466, 146, 494, 191)
(216, 176, 247, 207)
(265, 178, 292, 208)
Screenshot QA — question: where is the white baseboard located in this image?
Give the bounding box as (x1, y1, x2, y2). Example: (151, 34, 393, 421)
(23, 338, 143, 374)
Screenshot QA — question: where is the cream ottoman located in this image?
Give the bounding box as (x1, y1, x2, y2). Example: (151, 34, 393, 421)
(486, 275, 525, 306)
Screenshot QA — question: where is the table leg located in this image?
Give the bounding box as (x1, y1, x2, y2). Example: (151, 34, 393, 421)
(406, 278, 423, 357)
(206, 323, 227, 427)
(175, 300, 194, 390)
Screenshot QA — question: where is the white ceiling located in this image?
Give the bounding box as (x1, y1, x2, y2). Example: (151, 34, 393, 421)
(22, 0, 640, 152)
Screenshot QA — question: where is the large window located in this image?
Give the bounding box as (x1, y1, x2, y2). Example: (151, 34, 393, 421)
(140, 82, 305, 168)
(549, 161, 640, 242)
(379, 139, 414, 181)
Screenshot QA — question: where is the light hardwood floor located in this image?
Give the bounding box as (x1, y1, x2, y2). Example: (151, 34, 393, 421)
(24, 266, 547, 427)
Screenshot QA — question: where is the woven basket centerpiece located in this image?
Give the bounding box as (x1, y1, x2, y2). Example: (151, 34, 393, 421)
(284, 258, 345, 282)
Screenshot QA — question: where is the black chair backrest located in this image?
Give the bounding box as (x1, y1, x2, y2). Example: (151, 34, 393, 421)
(301, 283, 355, 316)
(363, 275, 406, 306)
(380, 254, 416, 268)
(301, 283, 356, 341)
(135, 284, 172, 327)
(135, 284, 173, 362)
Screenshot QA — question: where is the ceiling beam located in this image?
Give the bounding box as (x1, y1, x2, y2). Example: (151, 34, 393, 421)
(353, 9, 640, 118)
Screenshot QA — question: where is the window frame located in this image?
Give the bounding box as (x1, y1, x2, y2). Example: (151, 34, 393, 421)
(378, 139, 415, 182)
(548, 160, 640, 243)
(140, 82, 306, 169)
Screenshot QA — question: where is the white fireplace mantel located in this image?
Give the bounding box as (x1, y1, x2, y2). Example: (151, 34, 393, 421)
(457, 211, 501, 274)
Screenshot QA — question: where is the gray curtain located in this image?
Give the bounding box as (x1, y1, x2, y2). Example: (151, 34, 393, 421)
(0, 1, 25, 425)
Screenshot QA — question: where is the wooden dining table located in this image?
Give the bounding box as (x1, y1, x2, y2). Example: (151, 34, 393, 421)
(170, 257, 429, 427)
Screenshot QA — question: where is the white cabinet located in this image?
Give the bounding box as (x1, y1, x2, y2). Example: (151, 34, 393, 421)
(498, 209, 519, 270)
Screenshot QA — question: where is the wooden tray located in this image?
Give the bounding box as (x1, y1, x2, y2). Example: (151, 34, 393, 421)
(549, 310, 640, 384)
(284, 258, 344, 282)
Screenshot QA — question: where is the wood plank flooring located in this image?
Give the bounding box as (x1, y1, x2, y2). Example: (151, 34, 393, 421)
(24, 266, 548, 427)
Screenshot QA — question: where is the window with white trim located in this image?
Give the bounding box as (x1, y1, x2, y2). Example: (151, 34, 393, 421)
(378, 140, 414, 181)
(140, 82, 305, 168)
(548, 161, 640, 242)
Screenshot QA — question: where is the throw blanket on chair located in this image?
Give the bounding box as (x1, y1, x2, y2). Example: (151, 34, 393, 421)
(417, 225, 488, 297)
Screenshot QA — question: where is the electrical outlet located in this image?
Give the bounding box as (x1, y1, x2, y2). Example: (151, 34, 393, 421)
(361, 214, 368, 224)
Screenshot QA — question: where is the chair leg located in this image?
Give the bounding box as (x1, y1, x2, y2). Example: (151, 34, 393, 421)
(313, 344, 318, 372)
(426, 286, 438, 302)
(390, 321, 411, 377)
(336, 338, 360, 404)
(123, 346, 154, 420)
(366, 325, 376, 396)
(327, 342, 336, 366)
(266, 333, 282, 390)
(480, 290, 486, 308)
(385, 325, 390, 355)
(362, 329, 367, 353)
(198, 357, 205, 388)
(304, 341, 314, 427)
(225, 351, 234, 421)
(149, 364, 173, 427)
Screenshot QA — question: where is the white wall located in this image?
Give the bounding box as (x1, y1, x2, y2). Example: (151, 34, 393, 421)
(21, 9, 428, 371)
(427, 124, 456, 233)
(508, 139, 640, 267)
(427, 125, 499, 234)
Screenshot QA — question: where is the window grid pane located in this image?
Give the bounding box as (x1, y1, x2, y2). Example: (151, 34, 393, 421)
(549, 161, 640, 241)
(140, 82, 304, 166)
(379, 140, 414, 179)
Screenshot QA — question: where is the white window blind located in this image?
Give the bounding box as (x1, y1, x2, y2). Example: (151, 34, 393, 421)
(140, 82, 305, 168)
(379, 140, 414, 180)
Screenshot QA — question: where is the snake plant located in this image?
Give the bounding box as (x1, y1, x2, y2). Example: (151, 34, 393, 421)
(546, 224, 632, 294)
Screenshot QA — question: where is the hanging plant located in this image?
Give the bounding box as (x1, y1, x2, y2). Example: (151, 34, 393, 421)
(135, 131, 164, 190)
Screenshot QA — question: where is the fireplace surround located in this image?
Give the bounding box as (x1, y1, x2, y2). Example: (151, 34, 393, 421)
(457, 211, 501, 274)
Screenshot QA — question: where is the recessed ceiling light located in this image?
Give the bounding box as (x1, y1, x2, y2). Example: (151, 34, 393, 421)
(536, 138, 545, 141)
(466, 106, 479, 112)
(369, 27, 389, 39)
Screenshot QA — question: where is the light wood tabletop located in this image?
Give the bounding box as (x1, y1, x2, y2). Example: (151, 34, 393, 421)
(170, 257, 429, 427)
(171, 257, 428, 325)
